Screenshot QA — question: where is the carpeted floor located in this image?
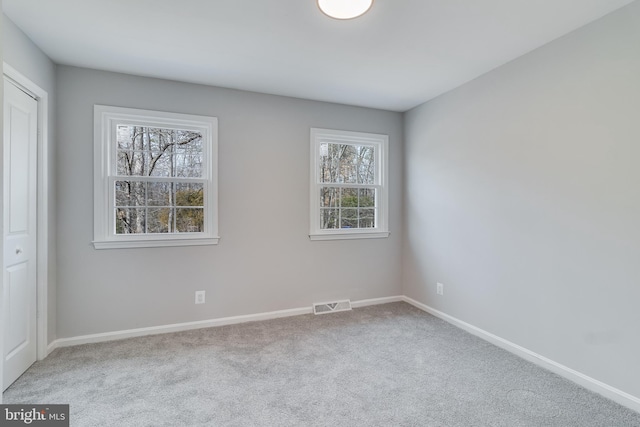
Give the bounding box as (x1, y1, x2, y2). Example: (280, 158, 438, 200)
(4, 302, 640, 426)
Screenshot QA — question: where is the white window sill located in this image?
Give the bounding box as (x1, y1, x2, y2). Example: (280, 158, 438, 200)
(93, 236, 220, 249)
(309, 231, 390, 241)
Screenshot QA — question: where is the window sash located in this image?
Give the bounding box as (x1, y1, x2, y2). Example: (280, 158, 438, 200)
(109, 177, 208, 235)
(318, 141, 378, 185)
(109, 122, 210, 178)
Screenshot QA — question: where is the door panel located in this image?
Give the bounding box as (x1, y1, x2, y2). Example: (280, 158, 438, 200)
(3, 79, 38, 391)
(8, 105, 30, 233)
(5, 264, 30, 358)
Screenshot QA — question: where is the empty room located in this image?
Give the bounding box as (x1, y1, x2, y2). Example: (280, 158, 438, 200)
(1, 0, 639, 425)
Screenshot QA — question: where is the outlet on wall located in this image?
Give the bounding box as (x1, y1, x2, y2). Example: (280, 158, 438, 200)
(195, 290, 206, 304)
(436, 282, 444, 296)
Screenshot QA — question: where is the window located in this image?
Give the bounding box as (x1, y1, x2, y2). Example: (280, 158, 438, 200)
(310, 128, 389, 240)
(93, 105, 218, 249)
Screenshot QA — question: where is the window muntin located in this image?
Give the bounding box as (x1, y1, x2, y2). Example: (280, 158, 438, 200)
(94, 106, 218, 249)
(310, 128, 389, 240)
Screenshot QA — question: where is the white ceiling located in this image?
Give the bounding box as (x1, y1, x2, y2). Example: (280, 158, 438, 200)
(3, 0, 636, 111)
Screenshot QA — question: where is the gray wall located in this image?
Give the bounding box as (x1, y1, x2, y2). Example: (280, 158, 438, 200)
(2, 15, 57, 344)
(403, 1, 640, 399)
(56, 66, 403, 338)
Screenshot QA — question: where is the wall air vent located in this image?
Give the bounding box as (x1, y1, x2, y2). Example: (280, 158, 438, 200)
(313, 299, 352, 315)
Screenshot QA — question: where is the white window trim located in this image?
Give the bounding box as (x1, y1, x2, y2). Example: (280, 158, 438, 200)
(93, 105, 219, 249)
(309, 128, 389, 241)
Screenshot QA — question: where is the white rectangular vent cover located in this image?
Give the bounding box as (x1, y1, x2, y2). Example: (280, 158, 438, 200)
(313, 300, 352, 315)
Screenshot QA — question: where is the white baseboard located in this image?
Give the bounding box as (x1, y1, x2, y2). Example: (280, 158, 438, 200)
(48, 306, 312, 351)
(47, 296, 404, 353)
(351, 295, 403, 308)
(402, 296, 640, 414)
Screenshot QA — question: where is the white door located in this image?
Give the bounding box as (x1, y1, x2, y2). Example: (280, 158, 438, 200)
(2, 79, 38, 391)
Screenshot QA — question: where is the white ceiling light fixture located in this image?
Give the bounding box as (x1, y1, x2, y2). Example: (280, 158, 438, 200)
(317, 0, 374, 20)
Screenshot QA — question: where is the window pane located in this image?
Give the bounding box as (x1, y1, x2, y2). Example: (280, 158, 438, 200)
(174, 153, 203, 178)
(319, 143, 337, 183)
(147, 208, 171, 233)
(175, 183, 204, 207)
(115, 208, 146, 234)
(320, 187, 339, 208)
(115, 125, 203, 178)
(339, 145, 358, 183)
(147, 182, 171, 206)
(341, 188, 358, 207)
(356, 146, 375, 184)
(116, 151, 130, 175)
(117, 125, 134, 150)
(148, 152, 173, 178)
(115, 181, 146, 207)
(359, 208, 375, 228)
(115, 181, 130, 206)
(319, 143, 329, 158)
(341, 208, 358, 229)
(320, 208, 339, 229)
(176, 208, 204, 232)
(174, 130, 203, 153)
(358, 188, 375, 207)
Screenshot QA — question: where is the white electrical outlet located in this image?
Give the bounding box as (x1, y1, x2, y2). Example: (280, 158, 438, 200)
(436, 282, 444, 295)
(195, 290, 206, 304)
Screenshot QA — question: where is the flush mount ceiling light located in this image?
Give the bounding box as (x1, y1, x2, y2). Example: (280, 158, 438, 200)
(317, 0, 373, 20)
